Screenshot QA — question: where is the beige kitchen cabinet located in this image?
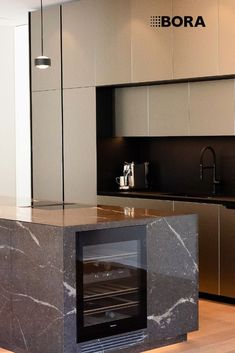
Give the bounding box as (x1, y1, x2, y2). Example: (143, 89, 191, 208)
(62, 0, 95, 88)
(220, 206, 235, 298)
(131, 0, 173, 83)
(219, 0, 235, 74)
(113, 78, 235, 138)
(32, 90, 63, 202)
(30, 5, 61, 91)
(149, 83, 189, 136)
(173, 0, 218, 78)
(63, 87, 97, 205)
(95, 0, 131, 85)
(114, 81, 188, 137)
(189, 80, 235, 136)
(115, 86, 148, 136)
(97, 196, 173, 211)
(174, 201, 219, 295)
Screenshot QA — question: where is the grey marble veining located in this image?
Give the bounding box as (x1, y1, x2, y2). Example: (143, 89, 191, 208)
(0, 220, 13, 349)
(0, 211, 198, 353)
(0, 219, 64, 353)
(146, 215, 198, 343)
(63, 228, 77, 353)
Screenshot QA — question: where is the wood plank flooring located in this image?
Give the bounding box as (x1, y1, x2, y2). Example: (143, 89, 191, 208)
(0, 300, 235, 353)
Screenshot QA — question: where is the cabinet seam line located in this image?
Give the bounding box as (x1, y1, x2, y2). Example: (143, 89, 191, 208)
(171, 0, 174, 80)
(233, 79, 235, 135)
(187, 82, 191, 136)
(218, 205, 221, 295)
(217, 0, 220, 75)
(147, 86, 150, 135)
(29, 12, 34, 205)
(60, 5, 65, 204)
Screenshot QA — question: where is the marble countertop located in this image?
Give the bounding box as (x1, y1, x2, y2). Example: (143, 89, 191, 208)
(0, 202, 186, 228)
(98, 190, 235, 207)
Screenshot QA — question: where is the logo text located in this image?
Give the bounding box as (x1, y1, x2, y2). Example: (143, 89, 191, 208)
(150, 16, 206, 28)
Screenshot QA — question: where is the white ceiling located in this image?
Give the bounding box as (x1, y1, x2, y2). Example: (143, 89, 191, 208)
(0, 0, 71, 26)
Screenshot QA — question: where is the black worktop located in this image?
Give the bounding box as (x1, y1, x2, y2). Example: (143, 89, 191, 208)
(98, 190, 235, 208)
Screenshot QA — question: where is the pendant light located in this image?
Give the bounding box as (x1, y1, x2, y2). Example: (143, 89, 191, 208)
(34, 0, 51, 69)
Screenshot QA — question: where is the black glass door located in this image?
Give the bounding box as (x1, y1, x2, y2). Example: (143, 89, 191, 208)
(76, 226, 147, 342)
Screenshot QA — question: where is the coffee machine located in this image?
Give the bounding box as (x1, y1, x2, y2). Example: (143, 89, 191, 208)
(117, 162, 149, 190)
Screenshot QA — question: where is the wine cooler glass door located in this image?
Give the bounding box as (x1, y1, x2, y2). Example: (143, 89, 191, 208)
(76, 225, 147, 342)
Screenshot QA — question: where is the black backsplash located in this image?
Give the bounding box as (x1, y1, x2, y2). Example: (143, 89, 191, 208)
(97, 137, 143, 191)
(97, 136, 235, 195)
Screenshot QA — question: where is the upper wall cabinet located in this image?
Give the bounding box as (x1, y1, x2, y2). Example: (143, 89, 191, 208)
(219, 0, 235, 74)
(115, 83, 189, 137)
(114, 79, 235, 137)
(189, 80, 235, 135)
(149, 83, 189, 136)
(62, 0, 95, 88)
(131, 0, 173, 83)
(115, 86, 148, 136)
(95, 0, 131, 86)
(173, 0, 218, 78)
(30, 5, 61, 91)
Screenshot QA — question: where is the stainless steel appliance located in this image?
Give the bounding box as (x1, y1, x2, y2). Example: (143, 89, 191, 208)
(121, 162, 149, 190)
(76, 226, 147, 342)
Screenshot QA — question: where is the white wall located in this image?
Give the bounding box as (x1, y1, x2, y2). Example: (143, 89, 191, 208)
(15, 25, 31, 206)
(0, 25, 30, 206)
(0, 26, 16, 204)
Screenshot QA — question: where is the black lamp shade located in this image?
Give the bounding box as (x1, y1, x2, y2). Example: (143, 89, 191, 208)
(34, 56, 51, 69)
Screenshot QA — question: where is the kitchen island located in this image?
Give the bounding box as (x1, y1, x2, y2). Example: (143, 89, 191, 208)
(0, 203, 198, 353)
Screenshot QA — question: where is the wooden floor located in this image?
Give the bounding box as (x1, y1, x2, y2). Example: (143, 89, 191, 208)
(1, 300, 235, 353)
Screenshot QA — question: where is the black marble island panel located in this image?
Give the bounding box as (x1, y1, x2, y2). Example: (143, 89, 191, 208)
(0, 204, 198, 353)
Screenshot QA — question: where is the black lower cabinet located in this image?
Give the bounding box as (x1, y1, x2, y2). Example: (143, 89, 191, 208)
(76, 226, 147, 343)
(174, 201, 219, 295)
(220, 206, 235, 298)
(167, 201, 235, 300)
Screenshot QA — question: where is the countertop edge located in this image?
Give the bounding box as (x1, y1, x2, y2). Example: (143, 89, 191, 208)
(98, 190, 235, 207)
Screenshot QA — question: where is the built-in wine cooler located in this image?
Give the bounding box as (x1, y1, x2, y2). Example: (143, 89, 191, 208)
(76, 225, 147, 343)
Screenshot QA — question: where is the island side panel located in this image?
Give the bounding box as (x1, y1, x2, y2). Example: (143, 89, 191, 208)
(0, 220, 13, 349)
(63, 228, 77, 353)
(147, 214, 199, 341)
(63, 214, 198, 353)
(0, 220, 65, 353)
(106, 214, 198, 353)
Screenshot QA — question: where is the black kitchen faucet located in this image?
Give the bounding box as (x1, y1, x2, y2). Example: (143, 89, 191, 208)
(199, 146, 220, 194)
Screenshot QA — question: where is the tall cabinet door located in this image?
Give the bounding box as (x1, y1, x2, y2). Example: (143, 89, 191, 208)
(219, 0, 235, 74)
(32, 90, 63, 202)
(30, 5, 61, 91)
(220, 206, 235, 298)
(173, 0, 218, 78)
(63, 88, 97, 204)
(174, 201, 219, 295)
(95, 0, 131, 85)
(62, 0, 95, 88)
(131, 0, 173, 83)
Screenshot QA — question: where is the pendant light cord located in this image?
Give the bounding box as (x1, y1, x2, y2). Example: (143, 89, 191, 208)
(40, 0, 44, 56)
(34, 0, 51, 68)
